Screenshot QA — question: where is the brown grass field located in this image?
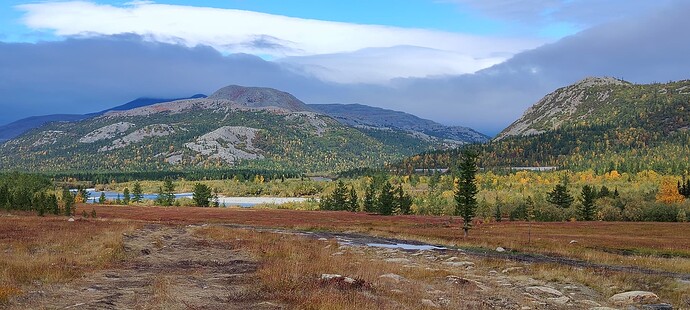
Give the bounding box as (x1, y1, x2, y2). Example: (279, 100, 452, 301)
(1, 205, 689, 308)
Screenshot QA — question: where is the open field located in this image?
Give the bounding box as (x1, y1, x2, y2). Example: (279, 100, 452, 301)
(1, 206, 689, 308)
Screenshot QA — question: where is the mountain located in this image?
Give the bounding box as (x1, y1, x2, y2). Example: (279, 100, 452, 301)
(495, 77, 630, 140)
(309, 104, 489, 143)
(393, 77, 690, 174)
(208, 85, 309, 112)
(0, 95, 206, 142)
(0, 85, 467, 173)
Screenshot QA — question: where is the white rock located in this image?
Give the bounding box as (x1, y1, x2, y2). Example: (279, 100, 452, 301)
(443, 261, 475, 268)
(318, 238, 328, 241)
(320, 274, 342, 280)
(548, 296, 570, 305)
(384, 258, 411, 263)
(496, 247, 506, 252)
(609, 291, 659, 305)
(67, 218, 75, 222)
(379, 273, 406, 283)
(502, 267, 523, 273)
(526, 286, 564, 297)
(569, 240, 578, 244)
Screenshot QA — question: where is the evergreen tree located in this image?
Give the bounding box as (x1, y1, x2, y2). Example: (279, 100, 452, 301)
(347, 186, 359, 212)
(0, 184, 9, 210)
(162, 179, 176, 206)
(49, 194, 59, 215)
(363, 180, 378, 213)
(122, 187, 131, 205)
(155, 186, 165, 206)
(115, 194, 122, 205)
(599, 185, 611, 198)
(377, 181, 395, 215)
(494, 202, 502, 222)
(33, 192, 46, 216)
(61, 188, 74, 216)
(454, 149, 479, 238)
(579, 185, 597, 221)
(546, 177, 574, 208)
(132, 181, 144, 203)
(99, 192, 107, 204)
(613, 187, 620, 199)
(192, 183, 212, 207)
(395, 184, 412, 215)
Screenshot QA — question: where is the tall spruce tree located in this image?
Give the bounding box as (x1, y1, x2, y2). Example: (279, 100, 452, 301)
(99, 192, 107, 204)
(378, 181, 395, 215)
(546, 176, 574, 208)
(347, 186, 359, 212)
(454, 149, 479, 238)
(363, 180, 378, 213)
(61, 188, 74, 216)
(132, 181, 144, 203)
(395, 184, 413, 215)
(122, 188, 131, 205)
(579, 185, 597, 221)
(192, 183, 212, 207)
(162, 179, 176, 206)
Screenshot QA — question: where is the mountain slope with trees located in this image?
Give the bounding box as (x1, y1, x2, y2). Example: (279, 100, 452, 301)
(394, 77, 690, 174)
(0, 86, 465, 173)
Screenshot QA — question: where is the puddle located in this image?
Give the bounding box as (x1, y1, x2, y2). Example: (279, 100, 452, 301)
(366, 243, 447, 251)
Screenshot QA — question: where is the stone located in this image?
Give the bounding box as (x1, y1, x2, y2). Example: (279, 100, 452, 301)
(318, 238, 328, 241)
(642, 304, 673, 310)
(609, 291, 659, 305)
(577, 300, 601, 307)
(526, 286, 564, 297)
(548, 296, 570, 305)
(443, 261, 475, 268)
(496, 247, 506, 252)
(385, 258, 411, 263)
(569, 240, 578, 244)
(67, 217, 75, 222)
(379, 273, 406, 283)
(502, 267, 523, 273)
(421, 299, 439, 308)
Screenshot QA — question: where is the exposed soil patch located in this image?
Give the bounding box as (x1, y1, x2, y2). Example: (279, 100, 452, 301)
(10, 224, 280, 309)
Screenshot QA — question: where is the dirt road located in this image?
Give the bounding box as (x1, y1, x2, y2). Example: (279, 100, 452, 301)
(12, 224, 281, 310)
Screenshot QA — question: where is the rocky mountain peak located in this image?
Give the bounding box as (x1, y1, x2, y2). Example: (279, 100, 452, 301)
(573, 77, 628, 88)
(208, 85, 311, 112)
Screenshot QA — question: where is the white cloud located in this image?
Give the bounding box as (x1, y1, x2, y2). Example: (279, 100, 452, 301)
(279, 46, 505, 84)
(16, 1, 543, 83)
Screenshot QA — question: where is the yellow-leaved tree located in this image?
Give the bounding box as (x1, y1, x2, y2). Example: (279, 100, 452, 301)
(656, 178, 685, 204)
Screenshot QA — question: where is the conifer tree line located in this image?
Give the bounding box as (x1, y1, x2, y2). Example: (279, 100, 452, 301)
(0, 172, 79, 216)
(320, 178, 412, 215)
(678, 177, 690, 198)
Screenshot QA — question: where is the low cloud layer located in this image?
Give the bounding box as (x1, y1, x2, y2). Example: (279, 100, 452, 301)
(16, 1, 541, 82)
(1, 1, 689, 136)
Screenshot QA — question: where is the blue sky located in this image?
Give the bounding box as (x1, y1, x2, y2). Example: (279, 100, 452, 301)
(0, 0, 688, 135)
(0, 0, 578, 43)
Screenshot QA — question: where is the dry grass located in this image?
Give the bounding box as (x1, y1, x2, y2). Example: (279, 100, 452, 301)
(194, 226, 492, 309)
(0, 213, 135, 303)
(88, 204, 690, 273)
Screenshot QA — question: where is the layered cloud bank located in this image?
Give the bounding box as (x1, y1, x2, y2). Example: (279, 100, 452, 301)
(1, 1, 689, 136)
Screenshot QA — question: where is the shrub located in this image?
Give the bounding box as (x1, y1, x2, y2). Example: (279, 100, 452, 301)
(641, 203, 678, 222)
(598, 205, 623, 221)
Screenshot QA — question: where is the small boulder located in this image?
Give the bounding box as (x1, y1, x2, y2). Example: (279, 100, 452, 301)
(569, 240, 578, 244)
(379, 273, 406, 283)
(443, 261, 475, 268)
(609, 291, 659, 305)
(642, 304, 673, 310)
(384, 258, 411, 263)
(526, 286, 564, 297)
(67, 217, 75, 222)
(496, 247, 506, 252)
(502, 267, 523, 273)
